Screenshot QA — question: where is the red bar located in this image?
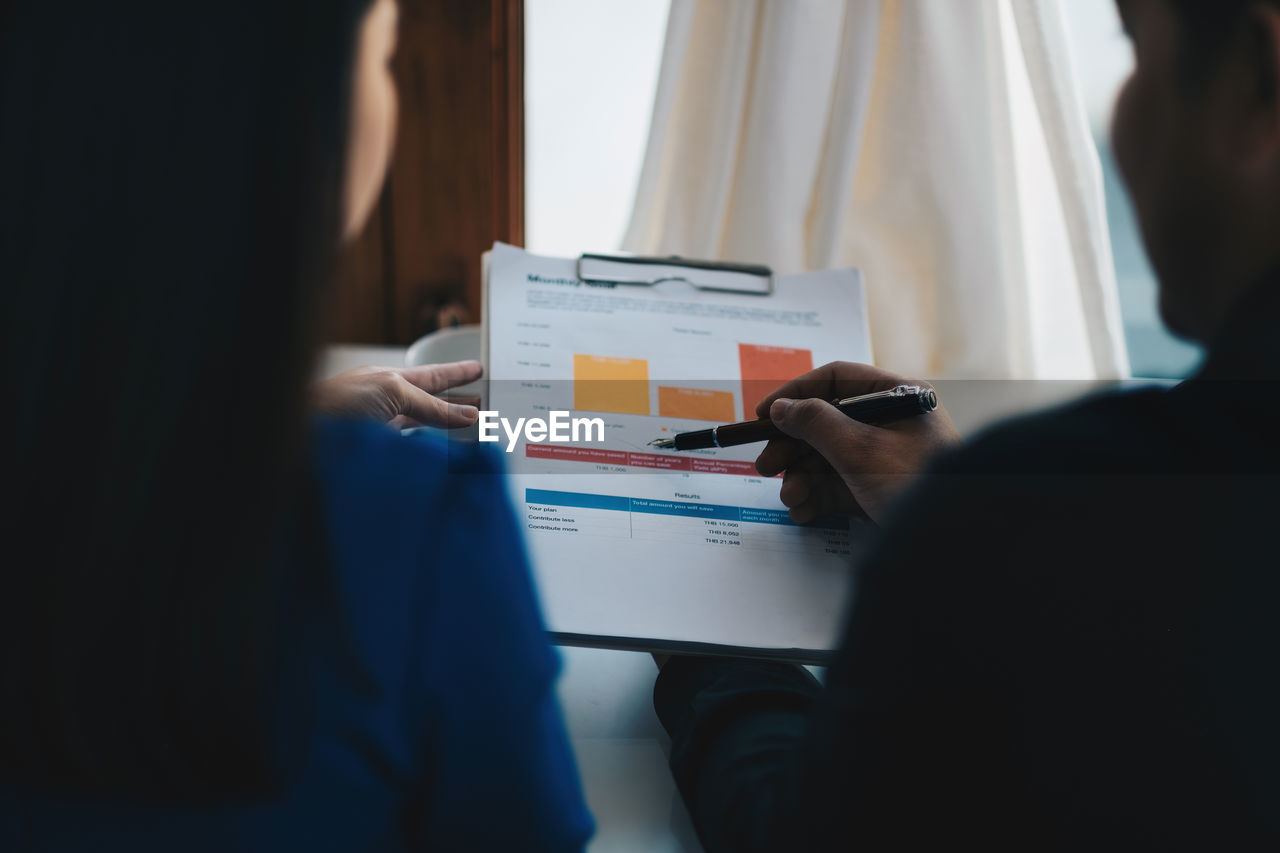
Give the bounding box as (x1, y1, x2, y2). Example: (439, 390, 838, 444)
(738, 343, 814, 420)
(525, 445, 629, 465)
(625, 451, 693, 471)
(525, 443, 775, 476)
(687, 457, 761, 476)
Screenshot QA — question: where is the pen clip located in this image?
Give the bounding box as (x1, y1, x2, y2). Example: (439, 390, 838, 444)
(832, 385, 925, 407)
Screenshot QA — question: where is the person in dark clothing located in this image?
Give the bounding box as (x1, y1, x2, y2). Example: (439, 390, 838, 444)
(652, 1, 1280, 849)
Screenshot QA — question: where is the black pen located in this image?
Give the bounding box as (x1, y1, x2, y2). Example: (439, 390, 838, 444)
(647, 384, 937, 451)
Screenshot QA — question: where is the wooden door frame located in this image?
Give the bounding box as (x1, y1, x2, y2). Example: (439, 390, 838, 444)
(331, 0, 524, 346)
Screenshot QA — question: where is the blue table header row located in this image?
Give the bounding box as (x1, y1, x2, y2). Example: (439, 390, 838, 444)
(524, 489, 847, 531)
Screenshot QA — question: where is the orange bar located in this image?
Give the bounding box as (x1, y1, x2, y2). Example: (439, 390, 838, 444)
(573, 354, 650, 415)
(737, 344, 813, 419)
(657, 386, 736, 422)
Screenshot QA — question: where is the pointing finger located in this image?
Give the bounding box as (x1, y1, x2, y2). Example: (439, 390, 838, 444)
(398, 381, 480, 428)
(400, 361, 485, 394)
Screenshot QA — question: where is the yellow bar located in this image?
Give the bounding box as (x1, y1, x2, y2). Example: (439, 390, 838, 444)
(573, 354, 650, 415)
(657, 386, 736, 422)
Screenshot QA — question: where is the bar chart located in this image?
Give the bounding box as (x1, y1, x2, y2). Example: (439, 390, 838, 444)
(738, 343, 813, 419)
(656, 386, 736, 421)
(572, 354, 650, 415)
(570, 343, 815, 422)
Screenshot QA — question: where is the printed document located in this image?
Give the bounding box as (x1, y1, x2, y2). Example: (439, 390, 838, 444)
(482, 243, 873, 660)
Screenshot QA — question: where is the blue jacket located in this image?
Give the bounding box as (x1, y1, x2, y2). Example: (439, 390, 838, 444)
(1, 418, 593, 851)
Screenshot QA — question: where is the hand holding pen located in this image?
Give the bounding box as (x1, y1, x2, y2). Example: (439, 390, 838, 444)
(649, 385, 937, 450)
(703, 362, 960, 524)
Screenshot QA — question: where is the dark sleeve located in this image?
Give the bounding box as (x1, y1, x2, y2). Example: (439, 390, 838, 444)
(415, 444, 594, 851)
(654, 657, 822, 852)
(653, 447, 1036, 851)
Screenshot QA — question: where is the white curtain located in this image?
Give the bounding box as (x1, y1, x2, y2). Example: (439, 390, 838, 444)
(622, 0, 1130, 380)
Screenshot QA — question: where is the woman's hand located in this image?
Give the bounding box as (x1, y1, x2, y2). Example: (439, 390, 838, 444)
(312, 360, 484, 430)
(753, 362, 960, 525)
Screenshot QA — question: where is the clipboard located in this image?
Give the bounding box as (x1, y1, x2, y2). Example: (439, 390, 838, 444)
(483, 243, 874, 664)
(577, 252, 774, 295)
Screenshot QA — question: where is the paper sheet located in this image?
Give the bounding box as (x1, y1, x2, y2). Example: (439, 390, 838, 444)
(483, 243, 874, 660)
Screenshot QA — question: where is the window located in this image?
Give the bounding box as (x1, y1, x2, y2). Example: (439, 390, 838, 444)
(526, 0, 1203, 379)
(1061, 0, 1203, 378)
(524, 0, 671, 258)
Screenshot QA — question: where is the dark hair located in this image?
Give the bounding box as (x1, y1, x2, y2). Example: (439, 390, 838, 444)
(1167, 0, 1280, 86)
(0, 0, 373, 799)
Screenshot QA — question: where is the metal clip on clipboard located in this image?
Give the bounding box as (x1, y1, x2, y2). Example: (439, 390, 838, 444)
(576, 252, 774, 296)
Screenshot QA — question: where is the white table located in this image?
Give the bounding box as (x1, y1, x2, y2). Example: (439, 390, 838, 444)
(556, 647, 703, 851)
(319, 345, 704, 852)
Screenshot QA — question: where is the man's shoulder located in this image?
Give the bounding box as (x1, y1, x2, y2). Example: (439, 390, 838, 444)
(936, 385, 1175, 476)
(876, 384, 1206, 579)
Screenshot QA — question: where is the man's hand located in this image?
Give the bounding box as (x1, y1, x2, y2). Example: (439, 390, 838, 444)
(312, 361, 484, 430)
(754, 362, 960, 524)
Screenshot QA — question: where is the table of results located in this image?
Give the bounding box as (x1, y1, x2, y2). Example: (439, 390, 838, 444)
(524, 488, 853, 558)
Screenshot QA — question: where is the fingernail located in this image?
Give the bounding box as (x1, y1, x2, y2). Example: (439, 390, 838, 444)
(770, 398, 794, 420)
(453, 404, 479, 420)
